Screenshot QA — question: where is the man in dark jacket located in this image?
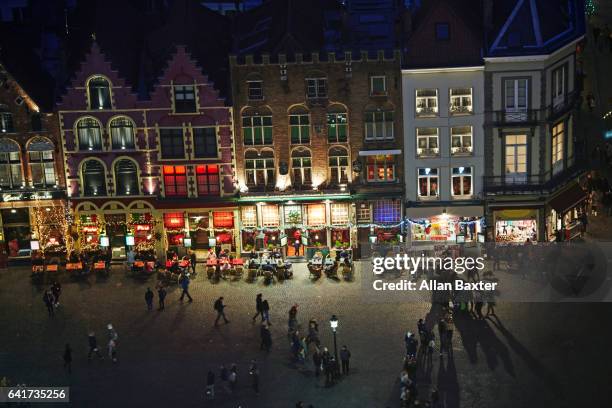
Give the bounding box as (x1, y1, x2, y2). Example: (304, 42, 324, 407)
(179, 275, 193, 302)
(51, 281, 62, 307)
(158, 286, 167, 310)
(43, 290, 54, 317)
(88, 331, 103, 360)
(340, 345, 351, 375)
(214, 297, 229, 325)
(312, 349, 322, 378)
(252, 293, 263, 322)
(145, 288, 154, 311)
(190, 250, 197, 274)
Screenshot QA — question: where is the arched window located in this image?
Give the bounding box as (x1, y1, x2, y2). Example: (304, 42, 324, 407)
(289, 106, 310, 144)
(110, 117, 135, 150)
(291, 148, 312, 188)
(115, 159, 138, 196)
(329, 147, 349, 185)
(82, 160, 107, 196)
(28, 137, 56, 187)
(242, 107, 272, 145)
(76, 118, 102, 151)
(88, 76, 112, 110)
(0, 104, 14, 133)
(0, 139, 22, 188)
(327, 105, 348, 143)
(245, 150, 274, 188)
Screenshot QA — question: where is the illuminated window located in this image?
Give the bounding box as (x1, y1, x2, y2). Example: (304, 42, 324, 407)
(451, 167, 472, 197)
(418, 168, 438, 198)
(163, 165, 187, 197)
(115, 159, 139, 196)
(261, 205, 280, 227)
(77, 118, 102, 151)
(327, 105, 348, 143)
(28, 137, 55, 187)
(357, 204, 371, 222)
(284, 205, 302, 224)
(245, 150, 275, 187)
(196, 165, 219, 195)
(366, 155, 395, 182)
(88, 76, 112, 110)
(241, 206, 257, 227)
(110, 117, 135, 150)
(0, 105, 14, 133)
(552, 122, 564, 174)
(449, 88, 472, 114)
(451, 126, 473, 156)
(331, 203, 349, 225)
(289, 107, 310, 144)
(329, 147, 349, 185)
(305, 204, 326, 225)
(416, 89, 438, 116)
(82, 160, 106, 196)
(213, 211, 234, 228)
(291, 148, 312, 188)
(505, 134, 527, 182)
(0, 139, 22, 189)
(416, 128, 439, 157)
(164, 212, 184, 228)
(373, 200, 401, 224)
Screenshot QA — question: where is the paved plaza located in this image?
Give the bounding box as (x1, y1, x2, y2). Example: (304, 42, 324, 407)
(1, 262, 611, 408)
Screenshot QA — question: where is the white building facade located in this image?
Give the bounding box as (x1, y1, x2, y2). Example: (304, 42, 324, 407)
(402, 66, 485, 244)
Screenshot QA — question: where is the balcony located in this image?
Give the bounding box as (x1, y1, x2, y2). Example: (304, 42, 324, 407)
(546, 90, 578, 122)
(492, 109, 540, 126)
(451, 146, 473, 156)
(416, 147, 440, 158)
(415, 107, 438, 117)
(449, 105, 473, 115)
(483, 162, 586, 195)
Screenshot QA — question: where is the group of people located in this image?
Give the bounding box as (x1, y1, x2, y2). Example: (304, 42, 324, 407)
(62, 323, 120, 375)
(205, 360, 259, 399)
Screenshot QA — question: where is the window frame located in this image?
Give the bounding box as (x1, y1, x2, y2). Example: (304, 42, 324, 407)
(416, 127, 440, 158)
(81, 160, 107, 196)
(417, 168, 439, 198)
(243, 113, 273, 145)
(451, 167, 473, 197)
(364, 110, 394, 141)
(0, 108, 15, 133)
(305, 77, 328, 99)
(415, 89, 439, 116)
(552, 65, 566, 107)
(366, 155, 396, 183)
(552, 122, 564, 174)
(449, 88, 473, 114)
(289, 112, 310, 144)
(370, 76, 387, 96)
(195, 164, 220, 196)
(28, 149, 55, 188)
(450, 126, 473, 156)
(114, 159, 139, 196)
(87, 76, 112, 110)
(504, 134, 528, 182)
(192, 127, 218, 158)
(76, 117, 103, 151)
(163, 165, 188, 197)
(329, 147, 349, 185)
(159, 128, 185, 159)
(291, 149, 312, 187)
(327, 111, 348, 143)
(173, 84, 197, 113)
(0, 149, 23, 189)
(504, 78, 529, 111)
(245, 152, 275, 188)
(247, 80, 264, 101)
(109, 117, 136, 150)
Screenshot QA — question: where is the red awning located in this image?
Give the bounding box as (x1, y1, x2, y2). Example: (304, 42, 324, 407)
(548, 184, 587, 214)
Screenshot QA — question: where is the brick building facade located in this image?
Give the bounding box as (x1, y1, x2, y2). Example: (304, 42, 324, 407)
(0, 63, 67, 258)
(230, 51, 404, 256)
(57, 44, 236, 259)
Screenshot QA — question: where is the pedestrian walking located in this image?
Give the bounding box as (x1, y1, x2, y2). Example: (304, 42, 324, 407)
(340, 345, 351, 375)
(63, 344, 72, 373)
(158, 285, 167, 310)
(190, 250, 197, 274)
(252, 293, 263, 322)
(249, 360, 259, 395)
(312, 348, 322, 378)
(214, 297, 229, 325)
(260, 323, 272, 352)
(179, 274, 193, 302)
(205, 370, 215, 399)
(228, 364, 237, 392)
(108, 339, 117, 363)
(107, 323, 118, 342)
(475, 300, 484, 319)
(486, 301, 496, 316)
(145, 287, 154, 311)
(404, 332, 418, 357)
(438, 319, 447, 356)
(417, 318, 427, 346)
(87, 331, 103, 360)
(51, 281, 62, 307)
(43, 290, 54, 317)
(262, 299, 271, 325)
(288, 304, 298, 334)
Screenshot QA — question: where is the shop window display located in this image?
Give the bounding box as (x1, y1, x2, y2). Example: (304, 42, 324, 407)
(495, 219, 537, 243)
(411, 216, 481, 242)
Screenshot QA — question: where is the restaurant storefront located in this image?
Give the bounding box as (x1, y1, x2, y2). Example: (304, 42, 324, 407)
(546, 183, 588, 241)
(406, 206, 484, 243)
(493, 208, 539, 243)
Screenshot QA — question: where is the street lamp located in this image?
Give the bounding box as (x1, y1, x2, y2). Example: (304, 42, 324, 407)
(329, 314, 339, 363)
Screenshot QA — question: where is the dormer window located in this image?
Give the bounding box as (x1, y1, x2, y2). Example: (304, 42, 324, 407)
(88, 76, 112, 110)
(173, 84, 197, 113)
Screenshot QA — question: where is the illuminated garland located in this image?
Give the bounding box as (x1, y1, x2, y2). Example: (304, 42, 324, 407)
(586, 0, 597, 16)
